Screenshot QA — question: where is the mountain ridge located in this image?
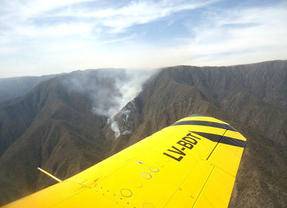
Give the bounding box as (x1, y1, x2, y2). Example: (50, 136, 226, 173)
(0, 60, 287, 207)
(109, 60, 287, 207)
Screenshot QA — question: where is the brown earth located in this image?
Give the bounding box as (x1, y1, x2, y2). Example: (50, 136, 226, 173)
(0, 60, 287, 207)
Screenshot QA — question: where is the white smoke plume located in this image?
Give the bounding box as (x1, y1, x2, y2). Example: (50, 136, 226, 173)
(110, 119, 121, 138)
(62, 68, 157, 138)
(95, 69, 152, 118)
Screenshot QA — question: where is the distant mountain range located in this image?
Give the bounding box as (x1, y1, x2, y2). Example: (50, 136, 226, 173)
(0, 75, 55, 104)
(0, 60, 287, 207)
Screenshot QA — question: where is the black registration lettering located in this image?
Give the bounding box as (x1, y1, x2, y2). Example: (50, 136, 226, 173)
(163, 131, 201, 162)
(177, 140, 194, 149)
(187, 132, 201, 140)
(182, 137, 198, 145)
(163, 153, 184, 162)
(167, 146, 186, 156)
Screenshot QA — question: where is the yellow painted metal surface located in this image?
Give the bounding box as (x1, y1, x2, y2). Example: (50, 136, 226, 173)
(2, 115, 246, 208)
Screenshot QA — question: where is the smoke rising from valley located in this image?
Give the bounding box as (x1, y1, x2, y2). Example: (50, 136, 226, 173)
(62, 68, 157, 138)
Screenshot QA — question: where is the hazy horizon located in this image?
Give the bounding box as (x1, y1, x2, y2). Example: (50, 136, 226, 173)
(0, 0, 286, 78)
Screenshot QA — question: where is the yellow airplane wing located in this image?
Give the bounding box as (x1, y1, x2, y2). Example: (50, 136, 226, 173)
(2, 115, 246, 208)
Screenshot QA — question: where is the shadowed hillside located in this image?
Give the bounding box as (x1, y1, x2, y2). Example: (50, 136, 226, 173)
(0, 60, 287, 207)
(109, 60, 287, 207)
(0, 73, 114, 205)
(0, 68, 153, 205)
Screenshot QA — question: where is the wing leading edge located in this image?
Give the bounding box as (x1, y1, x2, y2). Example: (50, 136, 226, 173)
(2, 115, 246, 208)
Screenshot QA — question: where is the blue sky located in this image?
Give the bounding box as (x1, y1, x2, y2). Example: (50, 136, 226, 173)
(0, 0, 286, 78)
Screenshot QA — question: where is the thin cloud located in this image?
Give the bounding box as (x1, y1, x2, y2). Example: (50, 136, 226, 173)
(0, 0, 217, 38)
(0, 0, 286, 78)
(0, 0, 217, 54)
(93, 0, 218, 33)
(179, 3, 287, 65)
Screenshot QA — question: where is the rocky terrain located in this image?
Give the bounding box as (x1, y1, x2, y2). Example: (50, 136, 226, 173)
(0, 60, 287, 207)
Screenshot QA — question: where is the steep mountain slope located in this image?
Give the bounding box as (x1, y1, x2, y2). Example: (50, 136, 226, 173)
(0, 68, 152, 205)
(0, 73, 113, 205)
(0, 75, 55, 104)
(0, 60, 287, 207)
(110, 60, 287, 207)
